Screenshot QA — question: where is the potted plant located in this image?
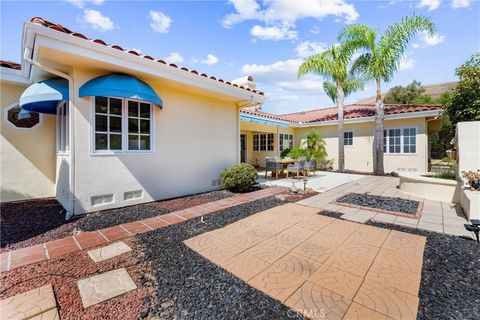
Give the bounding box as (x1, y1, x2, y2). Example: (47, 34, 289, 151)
(462, 170, 480, 191)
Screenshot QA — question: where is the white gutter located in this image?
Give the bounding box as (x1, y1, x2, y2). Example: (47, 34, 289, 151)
(23, 45, 76, 221)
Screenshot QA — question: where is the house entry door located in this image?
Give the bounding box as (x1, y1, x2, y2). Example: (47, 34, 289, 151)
(240, 134, 247, 163)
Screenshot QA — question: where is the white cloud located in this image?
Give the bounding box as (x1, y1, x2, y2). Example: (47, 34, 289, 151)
(399, 55, 416, 71)
(65, 0, 104, 8)
(223, 0, 359, 41)
(417, 0, 440, 11)
(295, 41, 327, 58)
(420, 31, 445, 46)
(201, 54, 219, 65)
(82, 9, 114, 31)
(412, 43, 420, 48)
(149, 10, 172, 33)
(250, 25, 297, 40)
(451, 0, 472, 8)
(310, 26, 320, 34)
(163, 52, 184, 64)
(222, 0, 263, 27)
(240, 59, 323, 92)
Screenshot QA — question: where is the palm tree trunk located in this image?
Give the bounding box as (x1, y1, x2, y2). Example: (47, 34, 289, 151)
(373, 79, 385, 175)
(337, 84, 345, 172)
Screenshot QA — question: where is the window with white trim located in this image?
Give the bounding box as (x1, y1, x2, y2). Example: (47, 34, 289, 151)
(253, 133, 274, 151)
(56, 102, 69, 153)
(93, 96, 152, 153)
(344, 131, 353, 146)
(383, 128, 416, 154)
(279, 134, 293, 151)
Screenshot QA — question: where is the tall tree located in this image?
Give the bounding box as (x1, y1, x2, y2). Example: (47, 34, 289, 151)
(298, 44, 363, 172)
(340, 16, 435, 174)
(444, 53, 480, 125)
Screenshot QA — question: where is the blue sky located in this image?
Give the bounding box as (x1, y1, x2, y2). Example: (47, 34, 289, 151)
(1, 0, 479, 113)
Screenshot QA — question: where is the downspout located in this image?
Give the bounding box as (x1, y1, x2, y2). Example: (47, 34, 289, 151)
(426, 116, 439, 173)
(23, 48, 76, 220)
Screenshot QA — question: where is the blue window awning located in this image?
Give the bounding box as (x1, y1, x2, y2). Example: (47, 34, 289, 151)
(20, 78, 69, 114)
(79, 74, 163, 107)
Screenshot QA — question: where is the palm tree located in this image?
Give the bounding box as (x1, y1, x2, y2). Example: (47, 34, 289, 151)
(340, 15, 435, 175)
(304, 130, 327, 161)
(298, 44, 363, 172)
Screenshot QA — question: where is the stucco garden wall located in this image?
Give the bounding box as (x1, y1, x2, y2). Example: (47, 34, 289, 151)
(0, 82, 56, 202)
(71, 67, 240, 214)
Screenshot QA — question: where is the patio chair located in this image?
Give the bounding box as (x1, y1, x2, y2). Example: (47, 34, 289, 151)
(304, 159, 317, 177)
(286, 157, 306, 179)
(265, 157, 283, 179)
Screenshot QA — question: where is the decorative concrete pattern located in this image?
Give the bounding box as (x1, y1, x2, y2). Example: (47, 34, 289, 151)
(297, 176, 474, 239)
(185, 203, 426, 320)
(1, 186, 287, 272)
(0, 284, 58, 320)
(77, 268, 137, 308)
(87, 241, 132, 262)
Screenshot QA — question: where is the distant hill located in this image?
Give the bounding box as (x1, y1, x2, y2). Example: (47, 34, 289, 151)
(356, 81, 457, 104)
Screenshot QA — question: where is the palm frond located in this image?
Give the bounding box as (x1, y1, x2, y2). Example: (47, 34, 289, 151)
(376, 15, 435, 81)
(323, 81, 337, 103)
(343, 77, 365, 97)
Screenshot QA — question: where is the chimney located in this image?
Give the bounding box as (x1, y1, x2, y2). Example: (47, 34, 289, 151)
(230, 75, 256, 90)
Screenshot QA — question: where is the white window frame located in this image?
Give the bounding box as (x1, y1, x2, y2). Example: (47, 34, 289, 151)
(90, 97, 154, 155)
(253, 133, 274, 152)
(383, 127, 417, 155)
(343, 131, 354, 147)
(56, 101, 70, 155)
(279, 133, 294, 151)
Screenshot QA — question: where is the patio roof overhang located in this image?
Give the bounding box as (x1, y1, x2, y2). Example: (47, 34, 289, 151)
(240, 113, 290, 128)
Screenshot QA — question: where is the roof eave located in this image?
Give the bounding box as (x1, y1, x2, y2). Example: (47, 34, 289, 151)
(24, 22, 265, 104)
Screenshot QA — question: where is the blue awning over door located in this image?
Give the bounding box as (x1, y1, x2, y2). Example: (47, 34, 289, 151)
(20, 78, 69, 114)
(79, 74, 163, 107)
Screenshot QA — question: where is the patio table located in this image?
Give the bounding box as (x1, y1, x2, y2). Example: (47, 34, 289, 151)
(271, 159, 298, 178)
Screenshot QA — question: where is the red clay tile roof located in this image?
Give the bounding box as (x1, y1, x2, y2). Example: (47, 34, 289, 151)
(26, 17, 263, 96)
(280, 103, 442, 123)
(0, 60, 21, 70)
(240, 109, 297, 123)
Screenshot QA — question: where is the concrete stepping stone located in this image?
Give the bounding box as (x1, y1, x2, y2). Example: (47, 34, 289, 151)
(77, 268, 137, 308)
(0, 284, 58, 320)
(87, 241, 132, 262)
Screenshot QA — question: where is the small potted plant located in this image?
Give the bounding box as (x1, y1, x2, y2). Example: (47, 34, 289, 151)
(462, 170, 480, 191)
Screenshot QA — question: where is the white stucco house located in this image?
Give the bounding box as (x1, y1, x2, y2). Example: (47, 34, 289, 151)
(0, 17, 265, 218)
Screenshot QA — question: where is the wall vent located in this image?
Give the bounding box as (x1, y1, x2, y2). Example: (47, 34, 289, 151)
(124, 190, 143, 201)
(91, 194, 114, 206)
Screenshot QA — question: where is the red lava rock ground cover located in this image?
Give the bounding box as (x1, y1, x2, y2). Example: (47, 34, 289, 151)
(0, 238, 156, 320)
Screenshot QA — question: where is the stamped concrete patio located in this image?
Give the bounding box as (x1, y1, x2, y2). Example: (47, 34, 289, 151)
(185, 203, 426, 320)
(297, 175, 473, 239)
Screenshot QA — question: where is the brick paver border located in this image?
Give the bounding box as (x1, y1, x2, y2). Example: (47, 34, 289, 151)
(0, 186, 288, 272)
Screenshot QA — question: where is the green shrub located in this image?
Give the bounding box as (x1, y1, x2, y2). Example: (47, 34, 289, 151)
(280, 148, 291, 158)
(220, 163, 258, 192)
(317, 158, 334, 170)
(287, 147, 308, 159)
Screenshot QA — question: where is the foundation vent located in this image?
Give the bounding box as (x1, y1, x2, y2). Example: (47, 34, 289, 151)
(124, 190, 143, 201)
(91, 194, 114, 206)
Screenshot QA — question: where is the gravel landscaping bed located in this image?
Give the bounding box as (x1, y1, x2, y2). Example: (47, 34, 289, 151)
(336, 193, 419, 214)
(77, 190, 233, 232)
(0, 199, 76, 252)
(0, 238, 155, 320)
(1, 190, 233, 252)
(364, 221, 480, 320)
(136, 195, 302, 319)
